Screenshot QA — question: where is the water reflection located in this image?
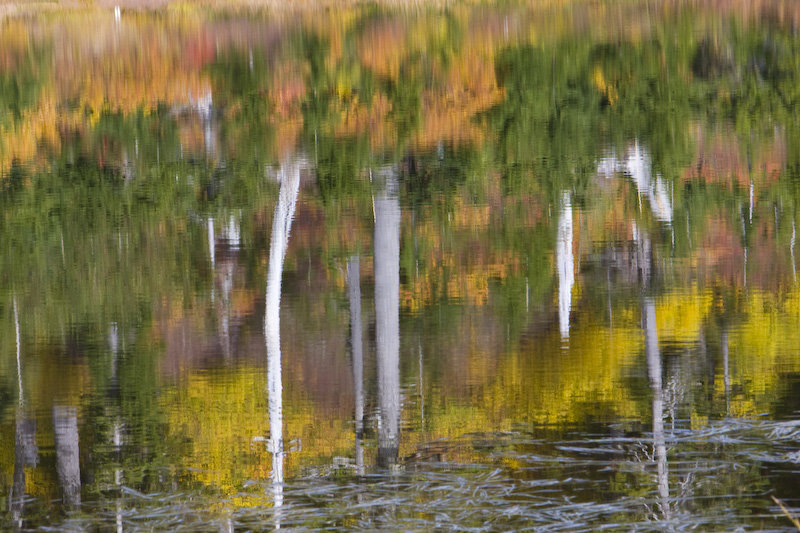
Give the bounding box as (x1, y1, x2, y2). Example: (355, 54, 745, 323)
(10, 298, 32, 529)
(11, 415, 34, 528)
(556, 191, 574, 340)
(347, 257, 365, 476)
(265, 156, 302, 518)
(597, 142, 673, 225)
(52, 406, 81, 508)
(374, 165, 401, 469)
(643, 298, 670, 521)
(4, 2, 800, 530)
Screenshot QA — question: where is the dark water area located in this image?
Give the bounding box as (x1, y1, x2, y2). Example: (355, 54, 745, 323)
(2, 1, 800, 530)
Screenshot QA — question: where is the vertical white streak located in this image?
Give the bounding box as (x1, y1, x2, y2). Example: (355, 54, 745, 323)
(792, 221, 796, 283)
(208, 217, 215, 270)
(115, 425, 123, 533)
(14, 296, 22, 405)
(744, 247, 747, 288)
(722, 329, 730, 415)
(643, 299, 670, 520)
(599, 142, 673, 224)
(374, 166, 401, 468)
(557, 191, 574, 339)
(418, 342, 424, 432)
(525, 276, 529, 314)
(11, 295, 26, 526)
(265, 157, 301, 522)
(348, 257, 365, 475)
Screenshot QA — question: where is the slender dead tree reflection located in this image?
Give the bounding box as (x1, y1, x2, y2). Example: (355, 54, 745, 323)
(632, 222, 652, 288)
(11, 416, 36, 528)
(208, 217, 216, 272)
(53, 405, 81, 508)
(721, 327, 730, 416)
(11, 297, 23, 525)
(643, 298, 670, 521)
(265, 156, 301, 523)
(792, 220, 796, 283)
(557, 191, 574, 339)
(347, 257, 365, 475)
(374, 166, 401, 469)
(11, 297, 36, 528)
(14, 296, 21, 410)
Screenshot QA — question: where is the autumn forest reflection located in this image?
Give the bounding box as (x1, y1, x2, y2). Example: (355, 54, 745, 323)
(2, 0, 800, 529)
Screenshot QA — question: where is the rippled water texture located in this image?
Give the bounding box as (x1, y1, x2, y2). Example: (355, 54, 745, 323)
(2, 0, 800, 530)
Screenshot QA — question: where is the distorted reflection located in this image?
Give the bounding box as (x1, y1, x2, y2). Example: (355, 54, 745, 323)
(265, 156, 302, 518)
(792, 221, 797, 283)
(107, 322, 124, 533)
(11, 414, 34, 529)
(191, 89, 216, 158)
(631, 222, 652, 287)
(374, 165, 401, 468)
(215, 215, 241, 359)
(208, 218, 216, 271)
(11, 297, 35, 529)
(347, 257, 366, 476)
(53, 406, 81, 508)
(557, 191, 574, 339)
(643, 298, 670, 521)
(4, 3, 800, 530)
(722, 327, 730, 415)
(597, 142, 673, 224)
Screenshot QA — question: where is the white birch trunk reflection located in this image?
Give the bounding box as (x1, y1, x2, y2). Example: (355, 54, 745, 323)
(596, 142, 673, 225)
(557, 191, 574, 339)
(10, 296, 35, 527)
(14, 296, 21, 408)
(627, 143, 672, 225)
(11, 416, 35, 527)
(265, 156, 301, 520)
(347, 257, 365, 475)
(632, 221, 652, 287)
(11, 295, 23, 521)
(114, 420, 123, 533)
(208, 217, 216, 271)
(722, 328, 730, 415)
(53, 405, 81, 508)
(11, 418, 25, 526)
(789, 220, 797, 283)
(374, 166, 401, 468)
(108, 322, 124, 533)
(643, 299, 670, 520)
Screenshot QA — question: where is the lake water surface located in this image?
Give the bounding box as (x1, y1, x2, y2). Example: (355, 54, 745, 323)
(2, 1, 800, 530)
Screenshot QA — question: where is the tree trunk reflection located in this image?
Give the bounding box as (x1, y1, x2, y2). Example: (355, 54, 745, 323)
(557, 191, 574, 339)
(265, 156, 301, 521)
(347, 256, 365, 475)
(643, 298, 670, 521)
(53, 405, 81, 508)
(374, 166, 401, 469)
